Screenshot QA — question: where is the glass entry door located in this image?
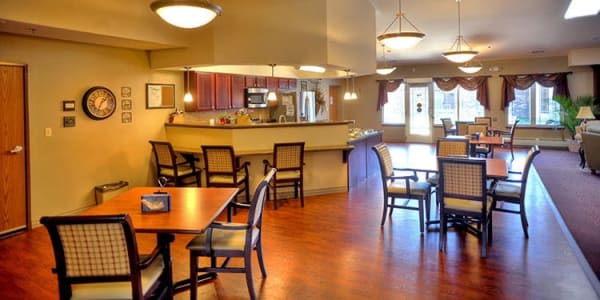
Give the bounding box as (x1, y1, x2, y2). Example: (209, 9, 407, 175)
(405, 84, 433, 143)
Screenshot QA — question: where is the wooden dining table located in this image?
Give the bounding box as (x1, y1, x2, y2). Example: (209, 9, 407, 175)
(445, 134, 504, 158)
(403, 155, 508, 180)
(81, 186, 239, 295)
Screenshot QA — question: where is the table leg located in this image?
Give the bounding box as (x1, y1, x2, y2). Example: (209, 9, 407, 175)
(157, 233, 175, 299)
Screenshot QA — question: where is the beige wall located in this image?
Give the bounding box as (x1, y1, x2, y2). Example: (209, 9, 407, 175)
(340, 56, 595, 144)
(0, 33, 181, 224)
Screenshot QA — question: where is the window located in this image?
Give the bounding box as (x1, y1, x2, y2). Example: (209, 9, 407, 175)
(433, 85, 484, 125)
(382, 83, 405, 125)
(507, 83, 557, 126)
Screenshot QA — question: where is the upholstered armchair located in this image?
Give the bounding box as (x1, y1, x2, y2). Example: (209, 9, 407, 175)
(581, 120, 600, 174)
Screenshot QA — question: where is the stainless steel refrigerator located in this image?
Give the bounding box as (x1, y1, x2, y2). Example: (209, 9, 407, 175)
(298, 91, 316, 122)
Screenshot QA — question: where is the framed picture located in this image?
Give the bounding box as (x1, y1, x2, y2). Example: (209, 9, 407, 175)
(146, 83, 175, 109)
(62, 100, 76, 111)
(122, 112, 132, 123)
(121, 99, 132, 111)
(121, 86, 132, 98)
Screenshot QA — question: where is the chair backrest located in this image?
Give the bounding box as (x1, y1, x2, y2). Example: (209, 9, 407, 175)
(467, 124, 488, 136)
(40, 214, 143, 297)
(372, 143, 393, 178)
(149, 140, 186, 172)
(474, 116, 492, 127)
(438, 157, 487, 209)
(519, 145, 541, 196)
(436, 138, 470, 157)
(273, 142, 305, 171)
(508, 119, 520, 140)
(441, 118, 454, 136)
(455, 121, 473, 135)
(248, 168, 277, 230)
(202, 145, 236, 174)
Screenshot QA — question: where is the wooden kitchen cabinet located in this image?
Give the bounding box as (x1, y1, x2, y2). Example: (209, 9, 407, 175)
(278, 78, 289, 89)
(231, 75, 245, 109)
(266, 77, 279, 91)
(289, 79, 297, 90)
(215, 73, 232, 110)
(185, 72, 215, 112)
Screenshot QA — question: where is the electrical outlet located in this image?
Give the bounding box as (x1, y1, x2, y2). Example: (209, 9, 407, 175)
(44, 127, 52, 137)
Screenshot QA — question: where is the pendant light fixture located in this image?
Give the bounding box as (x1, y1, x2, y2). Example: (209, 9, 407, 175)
(376, 44, 397, 75)
(350, 74, 358, 100)
(442, 0, 478, 63)
(377, 0, 425, 50)
(343, 70, 353, 100)
(458, 60, 483, 74)
(183, 66, 193, 103)
(267, 64, 277, 101)
(151, 0, 222, 29)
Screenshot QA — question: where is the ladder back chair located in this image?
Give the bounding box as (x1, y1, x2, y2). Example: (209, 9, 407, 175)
(40, 214, 173, 300)
(437, 157, 494, 258)
(491, 145, 540, 238)
(187, 168, 276, 300)
(149, 140, 201, 187)
(455, 121, 473, 136)
(263, 142, 305, 209)
(427, 138, 471, 201)
(202, 145, 251, 220)
(372, 143, 432, 233)
(495, 120, 520, 160)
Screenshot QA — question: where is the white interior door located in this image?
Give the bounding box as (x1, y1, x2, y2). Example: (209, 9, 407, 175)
(405, 84, 433, 143)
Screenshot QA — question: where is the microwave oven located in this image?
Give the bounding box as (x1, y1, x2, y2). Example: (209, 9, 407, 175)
(245, 87, 269, 108)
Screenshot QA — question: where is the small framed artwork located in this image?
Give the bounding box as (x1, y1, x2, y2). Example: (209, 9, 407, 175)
(62, 100, 76, 111)
(121, 86, 132, 98)
(122, 112, 132, 123)
(146, 83, 175, 109)
(122, 99, 132, 111)
(63, 116, 76, 127)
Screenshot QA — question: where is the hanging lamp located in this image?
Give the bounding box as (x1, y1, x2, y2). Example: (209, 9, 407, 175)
(376, 44, 397, 75)
(183, 67, 193, 102)
(458, 60, 483, 74)
(343, 70, 353, 100)
(377, 0, 425, 49)
(350, 74, 358, 100)
(151, 0, 222, 29)
(442, 0, 478, 63)
(267, 64, 277, 101)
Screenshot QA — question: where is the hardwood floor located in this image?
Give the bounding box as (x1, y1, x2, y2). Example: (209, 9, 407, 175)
(1, 144, 599, 299)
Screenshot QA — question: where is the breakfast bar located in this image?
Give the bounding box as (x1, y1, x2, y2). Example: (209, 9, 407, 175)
(165, 121, 354, 197)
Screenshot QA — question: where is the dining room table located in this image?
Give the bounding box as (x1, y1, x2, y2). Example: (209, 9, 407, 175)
(81, 186, 239, 296)
(445, 134, 504, 158)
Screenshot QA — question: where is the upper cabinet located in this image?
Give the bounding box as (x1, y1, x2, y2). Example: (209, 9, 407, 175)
(185, 72, 297, 112)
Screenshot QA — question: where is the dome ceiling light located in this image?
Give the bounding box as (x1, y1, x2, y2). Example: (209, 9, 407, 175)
(151, 0, 222, 29)
(458, 60, 483, 74)
(376, 44, 397, 75)
(376, 0, 425, 50)
(442, 0, 478, 63)
(298, 65, 326, 73)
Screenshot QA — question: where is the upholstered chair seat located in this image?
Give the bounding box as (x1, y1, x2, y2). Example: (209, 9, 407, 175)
(493, 181, 521, 198)
(275, 170, 301, 180)
(388, 180, 430, 196)
(444, 196, 494, 213)
(187, 223, 257, 255)
(208, 171, 248, 184)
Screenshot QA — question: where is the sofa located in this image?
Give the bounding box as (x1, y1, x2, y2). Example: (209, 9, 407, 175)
(581, 120, 600, 174)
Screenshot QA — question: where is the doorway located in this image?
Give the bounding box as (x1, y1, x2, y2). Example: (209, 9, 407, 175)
(405, 83, 433, 143)
(0, 64, 29, 236)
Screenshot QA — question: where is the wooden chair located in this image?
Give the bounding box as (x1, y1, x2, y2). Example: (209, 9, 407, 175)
(495, 120, 520, 160)
(492, 145, 540, 238)
(427, 138, 470, 205)
(474, 116, 492, 128)
(263, 142, 305, 209)
(455, 121, 473, 136)
(40, 214, 172, 300)
(187, 168, 276, 300)
(440, 118, 456, 136)
(437, 157, 494, 258)
(371, 143, 432, 233)
(202, 145, 251, 219)
(149, 140, 201, 187)
(467, 124, 491, 157)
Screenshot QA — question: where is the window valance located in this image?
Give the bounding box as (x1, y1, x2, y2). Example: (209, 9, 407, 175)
(376, 79, 404, 111)
(432, 76, 490, 110)
(500, 72, 571, 110)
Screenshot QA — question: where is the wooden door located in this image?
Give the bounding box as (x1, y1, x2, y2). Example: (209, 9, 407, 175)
(0, 64, 28, 236)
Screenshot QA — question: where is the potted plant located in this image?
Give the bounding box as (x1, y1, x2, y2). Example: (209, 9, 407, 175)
(553, 95, 597, 151)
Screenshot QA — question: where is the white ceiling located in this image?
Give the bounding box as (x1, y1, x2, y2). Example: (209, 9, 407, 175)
(369, 0, 600, 65)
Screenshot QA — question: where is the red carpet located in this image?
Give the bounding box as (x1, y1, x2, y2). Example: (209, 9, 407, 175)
(534, 149, 600, 280)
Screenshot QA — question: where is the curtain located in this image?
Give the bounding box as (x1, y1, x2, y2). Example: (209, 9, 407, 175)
(376, 79, 403, 111)
(500, 72, 570, 110)
(432, 76, 490, 110)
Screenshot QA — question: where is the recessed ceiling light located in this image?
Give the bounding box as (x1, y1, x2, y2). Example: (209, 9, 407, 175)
(564, 0, 600, 19)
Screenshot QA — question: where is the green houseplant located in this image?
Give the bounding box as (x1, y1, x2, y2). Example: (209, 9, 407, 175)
(552, 95, 597, 139)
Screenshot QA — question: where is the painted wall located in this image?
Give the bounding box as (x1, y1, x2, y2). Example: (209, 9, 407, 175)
(341, 56, 595, 144)
(0, 33, 181, 224)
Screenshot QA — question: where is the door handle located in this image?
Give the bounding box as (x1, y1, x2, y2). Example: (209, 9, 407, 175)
(9, 145, 23, 154)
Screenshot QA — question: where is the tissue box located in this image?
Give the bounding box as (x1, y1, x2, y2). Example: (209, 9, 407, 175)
(141, 193, 171, 213)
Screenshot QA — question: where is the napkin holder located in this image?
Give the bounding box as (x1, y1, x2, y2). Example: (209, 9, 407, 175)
(141, 193, 171, 213)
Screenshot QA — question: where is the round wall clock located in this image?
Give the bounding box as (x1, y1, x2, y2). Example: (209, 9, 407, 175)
(82, 86, 117, 120)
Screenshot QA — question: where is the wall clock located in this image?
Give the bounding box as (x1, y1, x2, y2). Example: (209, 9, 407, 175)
(82, 86, 117, 120)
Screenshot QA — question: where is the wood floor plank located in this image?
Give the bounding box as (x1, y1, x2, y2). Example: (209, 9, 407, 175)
(0, 144, 598, 299)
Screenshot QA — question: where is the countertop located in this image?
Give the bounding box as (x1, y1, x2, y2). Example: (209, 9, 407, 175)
(165, 120, 353, 129)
